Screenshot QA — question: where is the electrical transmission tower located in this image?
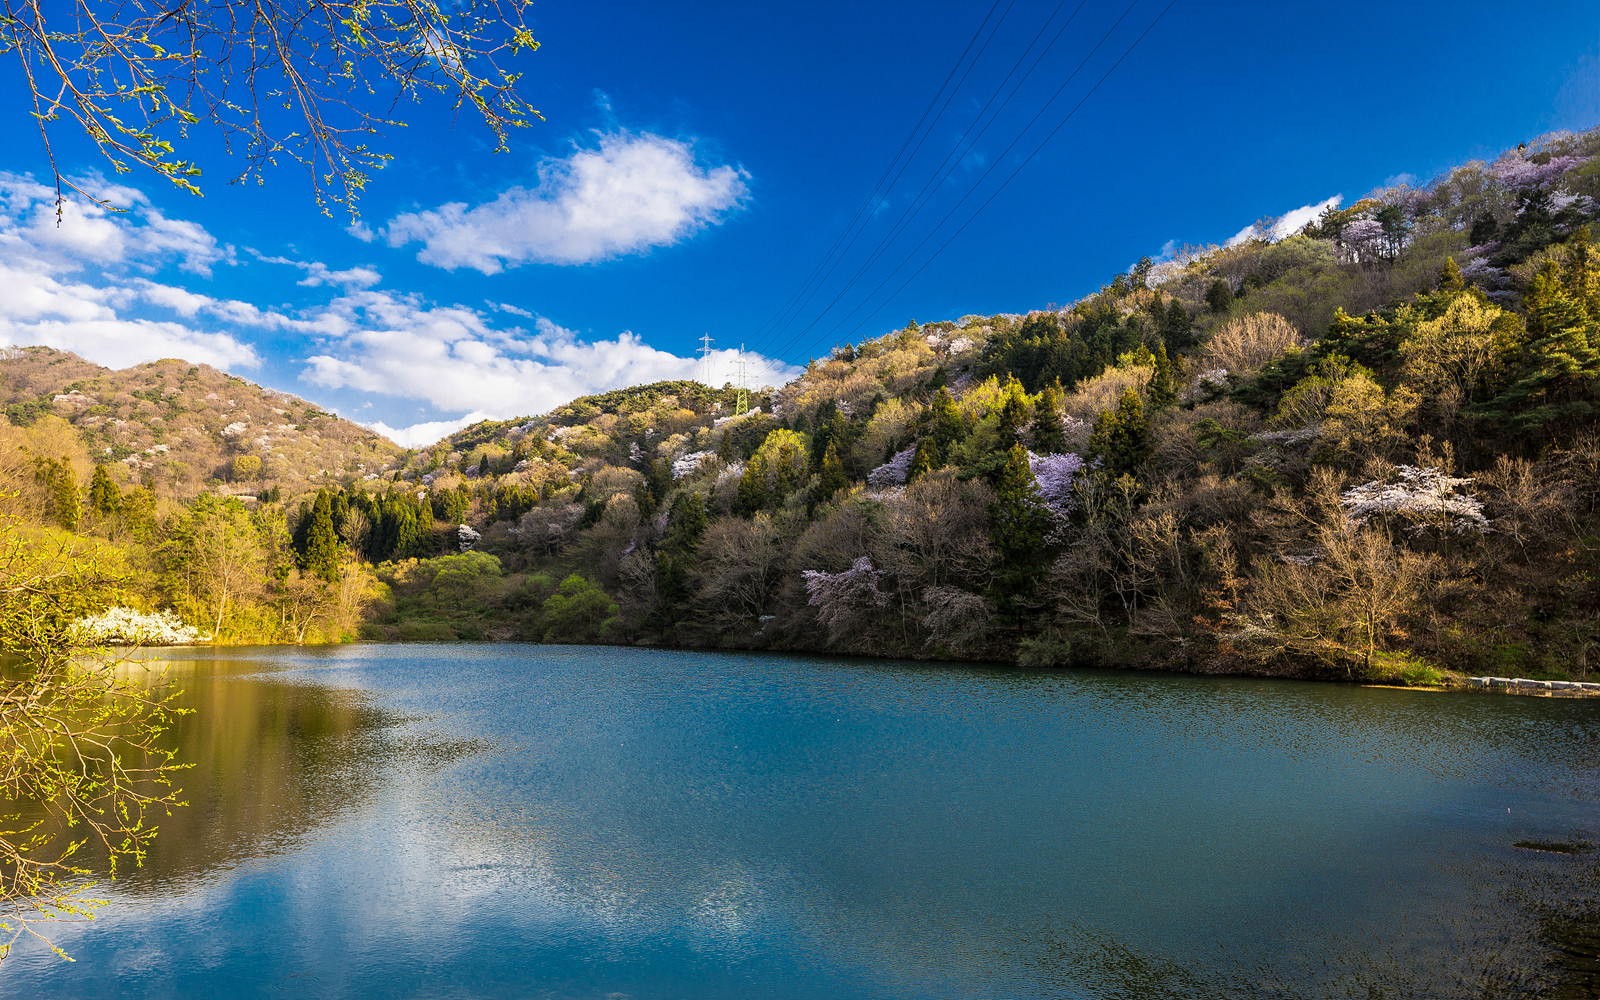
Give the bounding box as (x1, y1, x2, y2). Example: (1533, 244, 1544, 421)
(735, 343, 750, 414)
(697, 333, 715, 386)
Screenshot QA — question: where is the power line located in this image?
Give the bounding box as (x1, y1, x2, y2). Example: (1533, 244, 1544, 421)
(757, 0, 1089, 356)
(744, 0, 1014, 346)
(789, 0, 1178, 359)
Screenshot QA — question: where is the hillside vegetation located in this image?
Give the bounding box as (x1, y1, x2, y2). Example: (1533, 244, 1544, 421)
(0, 348, 400, 501)
(5, 127, 1600, 681)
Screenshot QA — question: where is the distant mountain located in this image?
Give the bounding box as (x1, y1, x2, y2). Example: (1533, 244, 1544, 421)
(0, 347, 401, 500)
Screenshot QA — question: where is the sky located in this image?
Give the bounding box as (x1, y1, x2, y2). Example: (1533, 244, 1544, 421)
(1, 0, 1597, 447)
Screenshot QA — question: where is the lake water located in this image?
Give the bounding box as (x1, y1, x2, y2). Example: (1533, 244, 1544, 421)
(8, 644, 1600, 999)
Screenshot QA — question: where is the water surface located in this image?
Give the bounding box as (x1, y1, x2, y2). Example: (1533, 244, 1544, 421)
(9, 644, 1600, 998)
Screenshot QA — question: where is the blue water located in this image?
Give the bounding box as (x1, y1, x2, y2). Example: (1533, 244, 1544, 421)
(9, 644, 1600, 998)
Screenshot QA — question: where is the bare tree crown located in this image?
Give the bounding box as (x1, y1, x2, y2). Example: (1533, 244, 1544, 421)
(0, 0, 541, 215)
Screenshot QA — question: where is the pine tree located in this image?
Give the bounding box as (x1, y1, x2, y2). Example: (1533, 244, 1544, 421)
(88, 465, 122, 519)
(1148, 345, 1177, 408)
(930, 387, 965, 451)
(1088, 387, 1153, 475)
(997, 377, 1031, 443)
(1206, 278, 1233, 313)
(907, 437, 941, 481)
(1485, 259, 1600, 429)
(1164, 299, 1191, 346)
(816, 441, 848, 501)
(304, 489, 342, 583)
(1031, 383, 1066, 453)
(1439, 256, 1465, 293)
(987, 443, 1049, 619)
(734, 454, 770, 516)
(35, 458, 80, 531)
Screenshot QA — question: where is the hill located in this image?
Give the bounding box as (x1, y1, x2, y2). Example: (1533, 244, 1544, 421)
(5, 126, 1599, 677)
(0, 347, 401, 501)
(342, 125, 1600, 680)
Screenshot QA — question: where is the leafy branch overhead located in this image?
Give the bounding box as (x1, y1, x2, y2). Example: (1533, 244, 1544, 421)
(0, 0, 541, 215)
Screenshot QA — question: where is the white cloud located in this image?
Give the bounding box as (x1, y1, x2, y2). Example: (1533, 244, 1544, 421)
(0, 174, 259, 368)
(365, 413, 496, 449)
(0, 170, 795, 451)
(382, 131, 749, 272)
(1225, 194, 1342, 246)
(302, 294, 798, 445)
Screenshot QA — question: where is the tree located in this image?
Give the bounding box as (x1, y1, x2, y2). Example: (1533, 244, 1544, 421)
(997, 377, 1031, 444)
(930, 387, 965, 452)
(33, 458, 79, 531)
(1206, 278, 1234, 313)
(0, 511, 186, 963)
(816, 441, 848, 501)
(907, 437, 942, 482)
(230, 455, 263, 481)
(1148, 345, 1177, 408)
(303, 490, 342, 584)
(87, 465, 121, 520)
(1031, 383, 1066, 453)
(540, 575, 619, 643)
(162, 494, 265, 638)
(987, 443, 1050, 621)
(2, 1, 542, 216)
(1088, 388, 1152, 476)
(734, 455, 771, 516)
(1484, 259, 1600, 429)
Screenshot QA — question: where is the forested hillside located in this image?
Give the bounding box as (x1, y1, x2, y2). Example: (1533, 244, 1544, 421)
(6, 127, 1600, 680)
(0, 348, 400, 500)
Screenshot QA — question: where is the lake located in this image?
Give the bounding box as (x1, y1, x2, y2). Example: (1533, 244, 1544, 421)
(9, 644, 1600, 998)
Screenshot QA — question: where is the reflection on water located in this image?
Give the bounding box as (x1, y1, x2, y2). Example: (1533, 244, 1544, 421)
(6, 644, 1600, 999)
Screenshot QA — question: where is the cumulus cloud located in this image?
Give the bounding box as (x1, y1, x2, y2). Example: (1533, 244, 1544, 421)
(0, 172, 261, 368)
(302, 297, 798, 444)
(1225, 194, 1342, 246)
(382, 131, 749, 272)
(0, 170, 793, 450)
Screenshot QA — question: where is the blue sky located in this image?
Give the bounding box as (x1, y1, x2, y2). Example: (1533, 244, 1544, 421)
(1, 0, 1596, 445)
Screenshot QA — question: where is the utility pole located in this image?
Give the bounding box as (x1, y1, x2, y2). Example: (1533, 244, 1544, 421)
(698, 333, 715, 386)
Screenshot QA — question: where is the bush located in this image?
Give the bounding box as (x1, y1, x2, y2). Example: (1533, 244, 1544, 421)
(539, 574, 618, 643)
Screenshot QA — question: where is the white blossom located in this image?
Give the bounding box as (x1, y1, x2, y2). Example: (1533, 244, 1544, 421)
(457, 523, 481, 552)
(867, 447, 916, 487)
(672, 450, 715, 480)
(1027, 451, 1083, 516)
(1339, 465, 1489, 535)
(70, 607, 209, 646)
(803, 556, 889, 641)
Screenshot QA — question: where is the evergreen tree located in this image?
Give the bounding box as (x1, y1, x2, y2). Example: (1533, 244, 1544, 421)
(1148, 345, 1177, 408)
(477, 453, 492, 479)
(930, 387, 965, 452)
(1206, 278, 1233, 313)
(1469, 212, 1499, 246)
(1164, 299, 1191, 346)
(1485, 259, 1600, 429)
(997, 377, 1031, 444)
(987, 443, 1049, 620)
(907, 437, 941, 481)
(1439, 256, 1465, 293)
(88, 465, 122, 519)
(35, 458, 80, 531)
(1031, 384, 1066, 453)
(304, 489, 341, 583)
(816, 441, 848, 501)
(1088, 388, 1153, 475)
(734, 455, 770, 516)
